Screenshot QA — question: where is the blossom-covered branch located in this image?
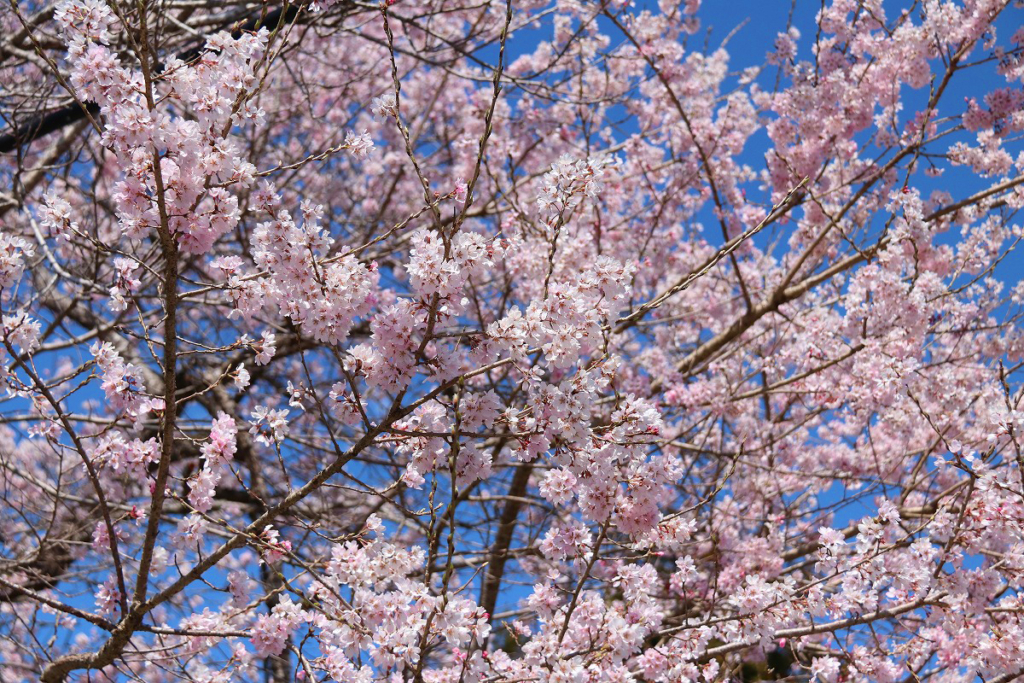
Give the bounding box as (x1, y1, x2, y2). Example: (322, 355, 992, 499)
(2, 0, 1024, 682)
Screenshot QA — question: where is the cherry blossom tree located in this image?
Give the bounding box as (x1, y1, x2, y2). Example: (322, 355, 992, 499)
(2, 0, 1024, 680)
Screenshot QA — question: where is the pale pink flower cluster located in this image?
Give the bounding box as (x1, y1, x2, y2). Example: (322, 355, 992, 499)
(344, 129, 374, 158)
(249, 405, 288, 447)
(251, 595, 307, 657)
(55, 0, 263, 256)
(93, 575, 121, 618)
(251, 330, 276, 366)
(487, 254, 634, 369)
(90, 433, 159, 478)
(1, 311, 41, 354)
(179, 609, 228, 655)
(371, 93, 397, 119)
(536, 154, 614, 212)
(539, 520, 591, 561)
(516, 562, 666, 681)
(346, 230, 497, 390)
(303, 526, 491, 673)
(39, 193, 78, 240)
(90, 341, 157, 418)
(188, 412, 237, 513)
(53, 0, 116, 46)
(108, 257, 140, 312)
(232, 195, 379, 345)
(327, 382, 363, 425)
(90, 519, 122, 554)
(0, 233, 33, 291)
(257, 526, 292, 565)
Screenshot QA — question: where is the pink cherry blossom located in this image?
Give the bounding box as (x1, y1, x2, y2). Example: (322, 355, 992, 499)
(2, 1, 1024, 682)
